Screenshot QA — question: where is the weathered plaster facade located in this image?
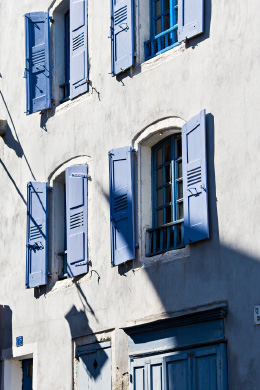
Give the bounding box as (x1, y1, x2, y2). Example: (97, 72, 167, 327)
(0, 0, 260, 388)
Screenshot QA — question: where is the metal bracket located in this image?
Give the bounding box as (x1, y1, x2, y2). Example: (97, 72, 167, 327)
(27, 241, 44, 251)
(72, 173, 91, 180)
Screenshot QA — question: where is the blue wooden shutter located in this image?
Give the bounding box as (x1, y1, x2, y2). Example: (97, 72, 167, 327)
(77, 342, 112, 389)
(131, 358, 147, 390)
(111, 0, 134, 75)
(70, 0, 89, 99)
(182, 109, 209, 245)
(178, 0, 204, 42)
(148, 357, 163, 389)
(192, 344, 227, 390)
(163, 352, 192, 390)
(24, 12, 51, 115)
(109, 146, 135, 266)
(26, 182, 47, 288)
(65, 165, 89, 277)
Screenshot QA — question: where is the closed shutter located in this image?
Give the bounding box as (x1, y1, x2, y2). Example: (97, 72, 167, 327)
(65, 165, 89, 277)
(111, 0, 134, 75)
(163, 352, 192, 390)
(26, 182, 48, 288)
(131, 358, 147, 390)
(178, 0, 204, 42)
(182, 109, 209, 245)
(77, 342, 112, 389)
(148, 357, 163, 390)
(24, 12, 51, 115)
(193, 345, 228, 390)
(109, 146, 135, 266)
(70, 0, 89, 99)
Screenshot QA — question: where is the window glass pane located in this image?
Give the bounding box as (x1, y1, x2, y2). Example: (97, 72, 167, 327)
(156, 148, 163, 166)
(165, 206, 172, 223)
(165, 186, 171, 204)
(176, 137, 182, 158)
(165, 165, 170, 183)
(164, 0, 169, 12)
(155, 0, 161, 16)
(177, 161, 182, 179)
(157, 188, 163, 206)
(164, 142, 171, 163)
(164, 14, 170, 31)
(178, 202, 183, 219)
(177, 181, 183, 199)
(157, 209, 163, 226)
(155, 18, 161, 35)
(157, 168, 163, 186)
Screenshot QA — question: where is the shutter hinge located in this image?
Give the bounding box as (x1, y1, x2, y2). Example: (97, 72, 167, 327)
(134, 51, 137, 57)
(49, 16, 54, 23)
(47, 272, 51, 277)
(72, 260, 91, 267)
(47, 186, 53, 192)
(71, 173, 91, 180)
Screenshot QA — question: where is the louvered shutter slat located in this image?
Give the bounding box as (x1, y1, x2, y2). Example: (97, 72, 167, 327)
(70, 0, 89, 99)
(66, 165, 89, 277)
(182, 109, 209, 244)
(109, 146, 135, 266)
(24, 12, 51, 114)
(26, 182, 48, 288)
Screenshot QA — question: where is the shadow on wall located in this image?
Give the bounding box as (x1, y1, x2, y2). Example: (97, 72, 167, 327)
(0, 305, 12, 386)
(65, 279, 109, 382)
(0, 90, 36, 180)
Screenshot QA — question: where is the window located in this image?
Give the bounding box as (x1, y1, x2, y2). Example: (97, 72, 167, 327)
(144, 0, 204, 61)
(145, 0, 179, 60)
(146, 135, 184, 256)
(26, 164, 90, 289)
(24, 0, 89, 115)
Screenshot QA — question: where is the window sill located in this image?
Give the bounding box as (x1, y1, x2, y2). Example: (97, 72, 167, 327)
(54, 90, 92, 115)
(139, 244, 190, 268)
(141, 42, 185, 74)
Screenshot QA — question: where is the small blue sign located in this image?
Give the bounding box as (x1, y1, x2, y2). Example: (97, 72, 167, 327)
(16, 336, 23, 347)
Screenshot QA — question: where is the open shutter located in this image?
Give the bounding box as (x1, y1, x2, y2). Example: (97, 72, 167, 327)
(111, 0, 134, 75)
(182, 109, 208, 245)
(24, 12, 51, 115)
(66, 165, 89, 277)
(178, 0, 204, 42)
(70, 0, 89, 99)
(26, 182, 47, 288)
(109, 146, 135, 266)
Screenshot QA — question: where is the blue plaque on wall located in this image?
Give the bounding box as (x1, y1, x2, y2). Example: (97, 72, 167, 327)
(16, 336, 23, 347)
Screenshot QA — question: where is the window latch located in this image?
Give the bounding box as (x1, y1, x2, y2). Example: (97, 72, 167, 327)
(72, 173, 91, 180)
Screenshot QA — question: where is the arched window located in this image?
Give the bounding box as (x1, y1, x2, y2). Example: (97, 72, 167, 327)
(147, 134, 184, 255)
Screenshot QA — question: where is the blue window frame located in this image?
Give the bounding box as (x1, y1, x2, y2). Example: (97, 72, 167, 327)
(144, 0, 179, 60)
(146, 135, 184, 256)
(60, 10, 70, 103)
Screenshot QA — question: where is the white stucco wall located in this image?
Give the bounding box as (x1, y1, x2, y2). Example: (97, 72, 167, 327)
(0, 0, 260, 388)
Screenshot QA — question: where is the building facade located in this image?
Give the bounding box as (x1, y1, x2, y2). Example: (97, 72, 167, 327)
(0, 0, 259, 388)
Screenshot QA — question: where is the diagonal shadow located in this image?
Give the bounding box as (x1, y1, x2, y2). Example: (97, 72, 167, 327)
(0, 90, 36, 180)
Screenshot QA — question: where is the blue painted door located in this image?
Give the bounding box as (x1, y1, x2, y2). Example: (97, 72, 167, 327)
(77, 342, 111, 389)
(22, 359, 33, 390)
